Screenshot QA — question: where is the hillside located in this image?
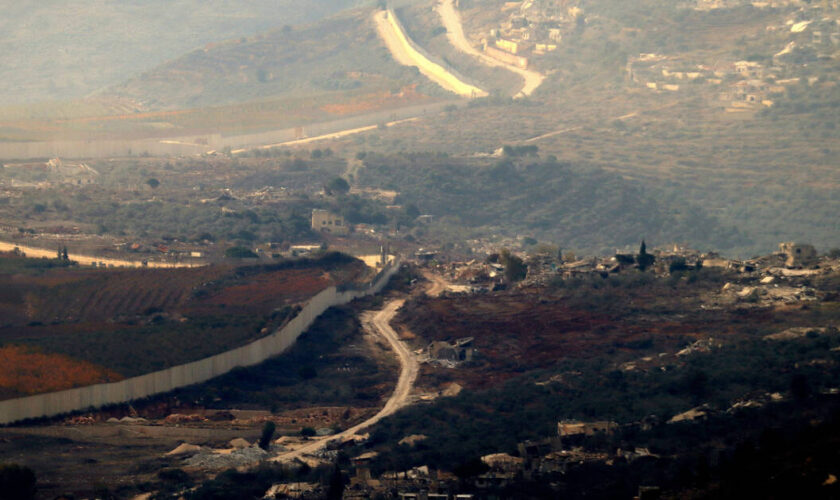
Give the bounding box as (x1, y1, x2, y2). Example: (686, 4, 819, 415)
(361, 263, 840, 498)
(332, 0, 840, 255)
(0, 252, 367, 394)
(104, 8, 448, 111)
(0, 0, 361, 106)
(355, 152, 745, 253)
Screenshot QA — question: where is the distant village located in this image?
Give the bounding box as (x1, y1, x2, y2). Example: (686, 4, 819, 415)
(478, 0, 584, 69)
(418, 240, 838, 306)
(256, 241, 839, 500)
(629, 0, 840, 111)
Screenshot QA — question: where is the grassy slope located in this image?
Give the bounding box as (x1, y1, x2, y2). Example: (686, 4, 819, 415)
(105, 8, 447, 110)
(356, 152, 745, 253)
(0, 7, 447, 142)
(0, 0, 360, 106)
(347, 0, 840, 255)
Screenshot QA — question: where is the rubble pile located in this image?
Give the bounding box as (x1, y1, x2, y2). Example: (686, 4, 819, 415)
(184, 445, 269, 469)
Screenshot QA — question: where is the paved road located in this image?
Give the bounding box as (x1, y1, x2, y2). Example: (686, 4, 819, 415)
(272, 298, 417, 461)
(436, 0, 544, 98)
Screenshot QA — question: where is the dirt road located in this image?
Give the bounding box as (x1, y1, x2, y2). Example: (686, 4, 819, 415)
(231, 117, 418, 154)
(423, 270, 449, 297)
(436, 0, 544, 98)
(0, 241, 201, 268)
(272, 298, 417, 461)
(521, 104, 673, 143)
(374, 9, 487, 98)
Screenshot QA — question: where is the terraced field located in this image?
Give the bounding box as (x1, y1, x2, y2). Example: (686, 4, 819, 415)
(0, 252, 367, 393)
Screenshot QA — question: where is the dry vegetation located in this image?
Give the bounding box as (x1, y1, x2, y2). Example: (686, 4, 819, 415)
(0, 252, 367, 390)
(0, 345, 122, 399)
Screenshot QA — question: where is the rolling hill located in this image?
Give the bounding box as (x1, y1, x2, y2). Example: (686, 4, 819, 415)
(103, 7, 448, 110)
(0, 0, 362, 106)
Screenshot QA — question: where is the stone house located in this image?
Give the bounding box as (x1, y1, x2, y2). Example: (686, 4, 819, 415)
(779, 242, 817, 268)
(311, 209, 348, 235)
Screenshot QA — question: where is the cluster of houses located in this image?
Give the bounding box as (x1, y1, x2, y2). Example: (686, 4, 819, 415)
(694, 0, 839, 11)
(628, 1, 839, 110)
(330, 418, 663, 499)
(481, 0, 584, 68)
(414, 242, 837, 297)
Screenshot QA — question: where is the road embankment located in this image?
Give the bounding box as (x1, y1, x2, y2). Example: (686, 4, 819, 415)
(0, 241, 200, 268)
(436, 0, 544, 98)
(374, 9, 487, 98)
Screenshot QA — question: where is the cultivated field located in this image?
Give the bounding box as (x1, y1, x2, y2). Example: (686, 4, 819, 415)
(0, 252, 368, 394)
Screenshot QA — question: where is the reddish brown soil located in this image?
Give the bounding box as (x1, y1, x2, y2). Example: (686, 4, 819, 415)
(1, 265, 224, 324)
(0, 345, 122, 397)
(0, 258, 367, 395)
(319, 86, 424, 116)
(200, 267, 332, 311)
(396, 284, 788, 390)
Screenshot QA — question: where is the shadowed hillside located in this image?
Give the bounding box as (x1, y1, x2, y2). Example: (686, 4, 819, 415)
(0, 0, 361, 105)
(105, 8, 446, 110)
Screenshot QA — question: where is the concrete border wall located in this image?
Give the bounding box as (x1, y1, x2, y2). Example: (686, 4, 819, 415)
(381, 9, 486, 98)
(386, 9, 481, 91)
(0, 102, 454, 161)
(0, 260, 401, 425)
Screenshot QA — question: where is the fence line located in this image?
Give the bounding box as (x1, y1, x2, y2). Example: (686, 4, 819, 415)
(0, 260, 400, 425)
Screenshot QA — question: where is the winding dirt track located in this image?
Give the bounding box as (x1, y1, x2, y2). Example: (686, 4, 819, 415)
(423, 270, 448, 297)
(272, 298, 417, 461)
(436, 0, 544, 98)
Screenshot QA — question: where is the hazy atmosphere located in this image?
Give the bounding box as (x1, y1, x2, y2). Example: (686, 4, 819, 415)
(0, 0, 838, 498)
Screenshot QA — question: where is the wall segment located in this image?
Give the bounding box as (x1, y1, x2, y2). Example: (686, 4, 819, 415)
(374, 9, 487, 98)
(0, 260, 401, 424)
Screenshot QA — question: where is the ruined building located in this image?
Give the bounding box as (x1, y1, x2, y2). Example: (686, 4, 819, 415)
(311, 209, 349, 235)
(779, 242, 817, 268)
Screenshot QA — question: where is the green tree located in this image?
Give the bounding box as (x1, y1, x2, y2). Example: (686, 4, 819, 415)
(259, 421, 276, 450)
(405, 203, 421, 219)
(224, 246, 258, 259)
(500, 249, 528, 283)
(326, 177, 350, 195)
(669, 257, 688, 273)
(636, 240, 655, 271)
(326, 464, 346, 500)
(790, 373, 812, 402)
(0, 463, 37, 500)
(146, 178, 160, 189)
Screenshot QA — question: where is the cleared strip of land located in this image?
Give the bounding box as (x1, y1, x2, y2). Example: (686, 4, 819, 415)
(230, 117, 418, 154)
(374, 9, 487, 98)
(436, 0, 544, 98)
(0, 241, 200, 268)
